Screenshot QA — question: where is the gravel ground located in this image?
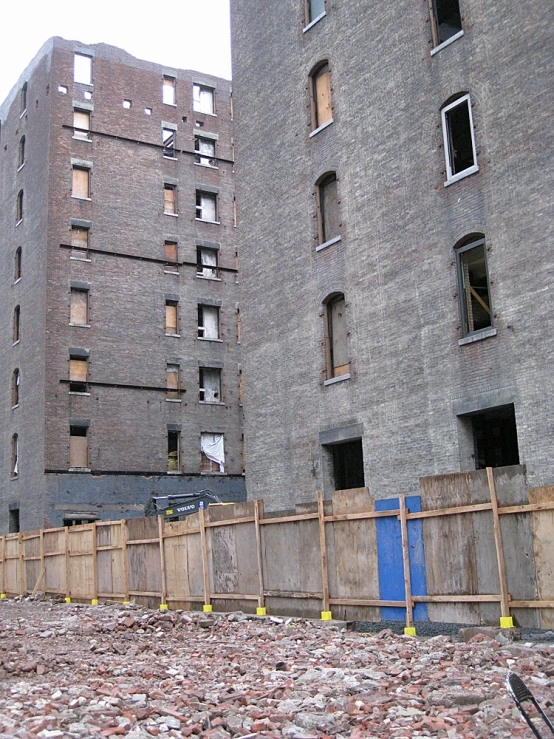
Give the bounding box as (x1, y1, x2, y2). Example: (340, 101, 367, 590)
(355, 621, 554, 641)
(0, 598, 553, 739)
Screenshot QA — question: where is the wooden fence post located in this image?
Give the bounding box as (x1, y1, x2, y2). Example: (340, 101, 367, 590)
(1, 536, 6, 598)
(487, 467, 513, 628)
(158, 516, 168, 610)
(64, 526, 71, 602)
(199, 506, 212, 612)
(254, 500, 266, 615)
(91, 522, 98, 605)
(121, 520, 130, 604)
(399, 496, 416, 635)
(318, 492, 332, 620)
(18, 533, 24, 597)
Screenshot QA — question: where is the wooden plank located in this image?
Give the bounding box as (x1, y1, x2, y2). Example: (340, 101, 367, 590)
(158, 516, 167, 606)
(1, 536, 5, 594)
(162, 528, 200, 539)
(413, 594, 502, 603)
(39, 530, 44, 591)
(259, 513, 319, 525)
(211, 593, 258, 600)
(325, 509, 400, 523)
(205, 516, 255, 529)
(254, 500, 265, 610)
(19, 533, 24, 595)
(264, 590, 323, 599)
(92, 522, 98, 603)
(122, 520, 130, 603)
(126, 538, 160, 546)
(65, 526, 70, 599)
(499, 502, 554, 515)
(399, 496, 413, 629)
(329, 598, 406, 607)
(199, 507, 211, 608)
(407, 503, 492, 520)
(487, 467, 510, 619)
(511, 600, 554, 609)
(318, 492, 330, 613)
(31, 567, 46, 597)
(529, 486, 554, 628)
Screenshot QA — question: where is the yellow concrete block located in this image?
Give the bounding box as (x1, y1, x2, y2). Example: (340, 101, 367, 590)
(122, 601, 131, 605)
(91, 599, 98, 606)
(404, 627, 417, 636)
(500, 616, 514, 629)
(321, 611, 333, 621)
(0, 594, 6, 599)
(64, 597, 71, 603)
(203, 604, 213, 613)
(159, 603, 169, 611)
(256, 607, 267, 616)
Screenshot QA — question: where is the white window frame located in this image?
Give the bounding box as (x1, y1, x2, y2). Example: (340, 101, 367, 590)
(441, 94, 479, 186)
(193, 84, 215, 115)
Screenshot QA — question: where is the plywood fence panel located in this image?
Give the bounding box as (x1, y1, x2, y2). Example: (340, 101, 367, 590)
(529, 486, 554, 628)
(4, 535, 20, 595)
(97, 523, 124, 598)
(67, 525, 94, 600)
(126, 516, 162, 604)
(43, 530, 65, 594)
(23, 533, 41, 594)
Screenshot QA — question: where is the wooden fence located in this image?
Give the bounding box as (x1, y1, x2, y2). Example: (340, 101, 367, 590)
(1, 466, 554, 631)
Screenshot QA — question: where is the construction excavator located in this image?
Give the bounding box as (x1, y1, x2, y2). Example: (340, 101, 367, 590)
(144, 489, 223, 522)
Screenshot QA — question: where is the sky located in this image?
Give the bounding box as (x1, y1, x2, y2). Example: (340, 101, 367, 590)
(0, 0, 232, 105)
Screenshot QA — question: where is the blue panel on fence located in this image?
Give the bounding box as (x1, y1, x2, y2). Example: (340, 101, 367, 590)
(375, 496, 428, 622)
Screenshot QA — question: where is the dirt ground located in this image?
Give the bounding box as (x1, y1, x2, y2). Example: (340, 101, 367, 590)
(0, 598, 552, 739)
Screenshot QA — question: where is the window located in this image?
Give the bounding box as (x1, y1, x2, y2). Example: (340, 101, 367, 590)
(11, 434, 19, 478)
(14, 248, 22, 282)
(311, 62, 332, 132)
(198, 304, 220, 340)
(199, 367, 221, 403)
(144, 107, 152, 116)
(430, 0, 463, 48)
(196, 246, 218, 279)
(193, 84, 214, 115)
(325, 440, 365, 491)
(167, 364, 180, 400)
(164, 184, 176, 214)
(84, 91, 92, 100)
(9, 509, 20, 533)
(13, 305, 20, 343)
(164, 241, 179, 272)
(74, 54, 92, 85)
(168, 431, 180, 471)
(200, 433, 225, 473)
(165, 300, 179, 336)
(122, 99, 132, 109)
(196, 191, 217, 222)
(458, 405, 520, 471)
(58, 85, 68, 94)
(195, 136, 217, 167)
(72, 166, 90, 198)
(324, 294, 349, 380)
(316, 172, 340, 247)
(18, 136, 25, 168)
(12, 369, 20, 407)
(162, 128, 176, 157)
(306, 0, 325, 24)
(441, 94, 478, 184)
(71, 225, 89, 259)
(16, 190, 23, 224)
(73, 109, 91, 140)
(70, 288, 89, 326)
(456, 236, 492, 336)
(69, 426, 88, 469)
(237, 307, 241, 343)
(20, 83, 27, 115)
(69, 357, 88, 393)
(163, 76, 176, 105)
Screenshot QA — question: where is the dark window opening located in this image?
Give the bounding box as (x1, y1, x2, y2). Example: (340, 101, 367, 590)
(168, 431, 180, 472)
(317, 172, 339, 245)
(162, 128, 175, 157)
(20, 83, 27, 114)
(431, 0, 463, 46)
(9, 509, 20, 533)
(442, 96, 476, 179)
(329, 440, 365, 490)
(18, 136, 25, 168)
(472, 405, 520, 470)
(14, 247, 22, 281)
(457, 236, 492, 335)
(63, 517, 94, 527)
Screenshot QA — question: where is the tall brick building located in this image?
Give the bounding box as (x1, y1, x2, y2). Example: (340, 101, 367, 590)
(0, 37, 245, 532)
(231, 0, 554, 510)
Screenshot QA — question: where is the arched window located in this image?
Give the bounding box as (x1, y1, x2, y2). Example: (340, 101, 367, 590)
(310, 62, 332, 132)
(20, 83, 27, 115)
(14, 247, 22, 281)
(11, 434, 19, 477)
(324, 293, 349, 380)
(18, 136, 25, 168)
(316, 172, 340, 248)
(12, 369, 20, 407)
(441, 93, 478, 184)
(455, 234, 492, 336)
(13, 305, 20, 343)
(16, 190, 23, 223)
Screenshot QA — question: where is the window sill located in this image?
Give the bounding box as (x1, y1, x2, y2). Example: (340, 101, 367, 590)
(431, 30, 464, 56)
(14, 278, 21, 285)
(13, 340, 20, 346)
(194, 162, 219, 170)
(73, 135, 92, 142)
(198, 337, 222, 343)
(69, 468, 91, 473)
(69, 323, 91, 328)
(69, 392, 90, 396)
(10, 477, 19, 481)
(16, 219, 22, 227)
(324, 373, 351, 387)
(458, 327, 497, 346)
(164, 211, 179, 217)
(12, 404, 19, 410)
(71, 196, 92, 201)
(199, 401, 225, 406)
(310, 118, 334, 138)
(200, 471, 226, 476)
(316, 235, 342, 252)
(17, 163, 25, 172)
(166, 398, 182, 403)
(196, 274, 221, 281)
(167, 470, 183, 475)
(70, 256, 91, 262)
(163, 155, 179, 161)
(193, 110, 217, 117)
(303, 10, 326, 32)
(444, 164, 479, 187)
(165, 333, 181, 338)
(163, 102, 177, 108)
(164, 269, 180, 275)
(20, 109, 27, 118)
(196, 218, 220, 225)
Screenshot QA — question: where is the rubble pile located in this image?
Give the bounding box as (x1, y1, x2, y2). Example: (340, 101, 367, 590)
(0, 600, 552, 738)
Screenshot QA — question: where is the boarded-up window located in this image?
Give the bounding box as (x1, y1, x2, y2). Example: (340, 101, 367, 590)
(325, 294, 349, 378)
(193, 84, 214, 115)
(317, 172, 339, 245)
(200, 433, 224, 473)
(72, 167, 90, 198)
(71, 226, 89, 259)
(70, 426, 88, 469)
(168, 431, 180, 471)
(196, 191, 217, 222)
(163, 76, 176, 105)
(12, 369, 20, 407)
(164, 185, 176, 214)
(74, 54, 92, 85)
(196, 246, 218, 278)
(198, 304, 219, 339)
(167, 364, 180, 400)
(164, 241, 178, 268)
(199, 367, 221, 403)
(73, 109, 90, 139)
(457, 236, 492, 336)
(430, 0, 463, 47)
(69, 358, 88, 393)
(195, 136, 216, 166)
(165, 301, 178, 335)
(70, 289, 89, 326)
(312, 63, 332, 130)
(13, 305, 20, 343)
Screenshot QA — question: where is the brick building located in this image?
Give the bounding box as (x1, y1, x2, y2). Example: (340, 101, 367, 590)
(0, 37, 245, 532)
(230, 0, 554, 510)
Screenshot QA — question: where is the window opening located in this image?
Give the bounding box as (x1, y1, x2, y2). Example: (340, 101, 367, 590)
(329, 440, 365, 490)
(71, 226, 89, 260)
(317, 172, 339, 245)
(198, 304, 220, 339)
(16, 190, 23, 223)
(325, 294, 349, 379)
(165, 300, 178, 335)
(162, 76, 176, 105)
(456, 236, 492, 336)
(70, 288, 89, 326)
(193, 84, 214, 115)
(63, 517, 94, 527)
(144, 107, 152, 115)
(199, 367, 221, 403)
(84, 91, 92, 101)
(195, 136, 217, 167)
(72, 166, 90, 198)
(196, 191, 217, 222)
(430, 0, 463, 47)
(200, 433, 225, 473)
(162, 128, 175, 157)
(13, 305, 20, 343)
(167, 365, 180, 400)
(20, 83, 27, 114)
(164, 241, 179, 272)
(470, 405, 520, 469)
(12, 369, 20, 407)
(196, 246, 218, 278)
(18, 136, 25, 168)
(73, 109, 91, 140)
(441, 94, 478, 183)
(11, 434, 19, 477)
(9, 508, 20, 533)
(74, 54, 92, 85)
(14, 247, 22, 281)
(58, 85, 68, 94)
(311, 63, 332, 130)
(69, 426, 88, 469)
(306, 0, 325, 23)
(168, 431, 180, 471)
(122, 99, 132, 109)
(164, 184, 176, 214)
(69, 357, 88, 393)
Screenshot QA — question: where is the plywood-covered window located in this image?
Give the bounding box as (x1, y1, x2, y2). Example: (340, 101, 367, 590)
(16, 190, 23, 223)
(195, 136, 216, 167)
(71, 226, 89, 260)
(311, 62, 332, 131)
(196, 246, 218, 279)
(193, 84, 215, 115)
(74, 54, 92, 85)
(199, 367, 221, 403)
(165, 300, 179, 336)
(196, 191, 217, 222)
(73, 109, 91, 140)
(168, 431, 180, 471)
(164, 241, 179, 273)
(11, 434, 19, 477)
(456, 235, 492, 336)
(163, 76, 176, 105)
(70, 288, 89, 326)
(14, 247, 22, 281)
(69, 357, 88, 393)
(441, 94, 478, 184)
(69, 426, 88, 469)
(430, 0, 463, 48)
(13, 305, 20, 343)
(12, 369, 20, 407)
(325, 293, 349, 379)
(198, 304, 220, 340)
(316, 172, 339, 246)
(18, 136, 25, 168)
(200, 433, 225, 473)
(72, 167, 90, 199)
(167, 364, 180, 400)
(164, 184, 176, 214)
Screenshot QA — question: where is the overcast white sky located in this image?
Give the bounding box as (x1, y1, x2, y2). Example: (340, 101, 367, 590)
(0, 0, 232, 105)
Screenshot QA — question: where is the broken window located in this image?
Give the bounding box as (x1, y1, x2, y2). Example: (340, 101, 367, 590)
(18, 136, 25, 168)
(166, 364, 180, 400)
(324, 294, 349, 379)
(16, 190, 23, 223)
(328, 440, 365, 490)
(199, 367, 222, 403)
(163, 76, 176, 105)
(164, 184, 176, 214)
(11, 434, 19, 477)
(69, 426, 88, 469)
(441, 94, 478, 183)
(72, 166, 90, 198)
(196, 191, 217, 222)
(165, 300, 179, 336)
(162, 127, 176, 157)
(168, 431, 180, 471)
(196, 246, 218, 279)
(73, 109, 91, 140)
(70, 288, 89, 326)
(14, 247, 22, 281)
(306, 0, 325, 24)
(456, 236, 492, 336)
(317, 172, 339, 246)
(193, 84, 215, 115)
(74, 54, 92, 85)
(200, 433, 225, 473)
(164, 241, 179, 273)
(466, 405, 520, 469)
(13, 305, 20, 343)
(311, 62, 332, 131)
(195, 136, 217, 167)
(69, 357, 88, 393)
(20, 82, 27, 114)
(198, 304, 220, 340)
(12, 369, 20, 407)
(430, 0, 463, 47)
(9, 508, 20, 533)
(71, 226, 89, 260)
